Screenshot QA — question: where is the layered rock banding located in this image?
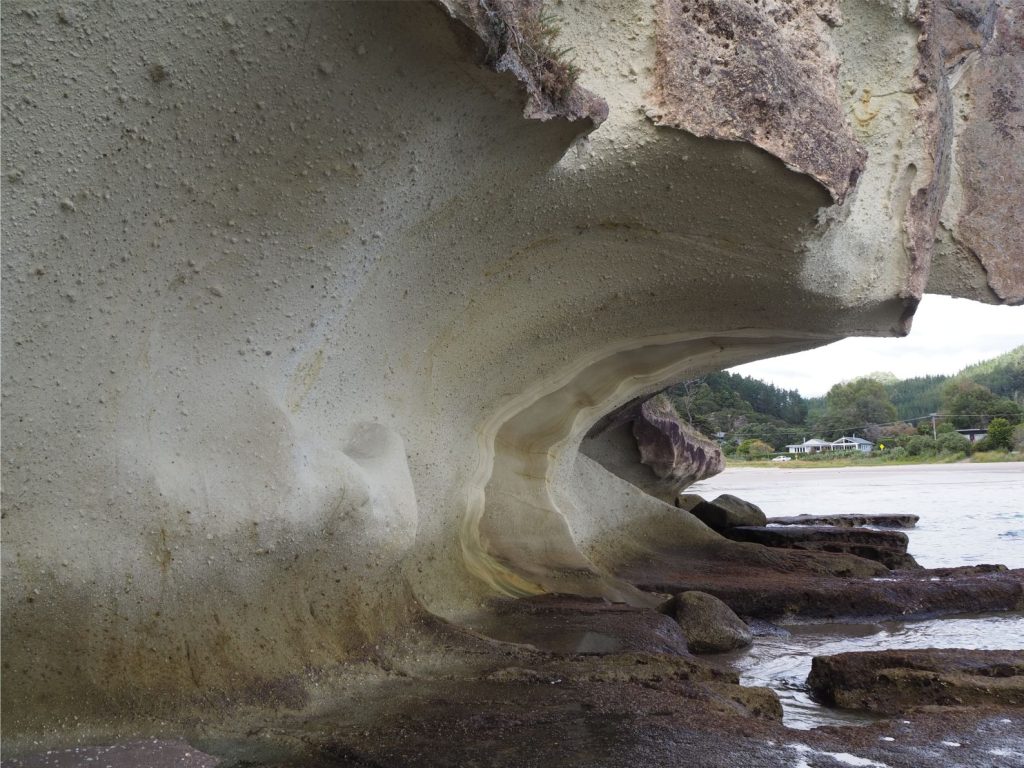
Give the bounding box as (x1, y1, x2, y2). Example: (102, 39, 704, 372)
(767, 513, 920, 529)
(581, 393, 725, 505)
(720, 525, 920, 570)
(2, 0, 1023, 758)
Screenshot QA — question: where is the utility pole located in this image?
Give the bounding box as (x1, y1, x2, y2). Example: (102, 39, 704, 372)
(930, 413, 937, 440)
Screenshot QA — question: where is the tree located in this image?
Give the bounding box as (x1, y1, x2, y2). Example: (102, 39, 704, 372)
(935, 431, 970, 455)
(905, 435, 935, 456)
(1013, 424, 1024, 451)
(987, 418, 1013, 451)
(815, 379, 897, 440)
(737, 439, 773, 457)
(942, 380, 1022, 429)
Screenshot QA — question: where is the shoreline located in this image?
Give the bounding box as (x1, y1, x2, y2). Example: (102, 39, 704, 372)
(730, 453, 1022, 469)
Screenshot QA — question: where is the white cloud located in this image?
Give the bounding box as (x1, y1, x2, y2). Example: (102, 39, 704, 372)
(729, 295, 1024, 397)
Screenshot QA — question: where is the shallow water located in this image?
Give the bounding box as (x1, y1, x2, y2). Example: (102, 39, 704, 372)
(691, 464, 1024, 569)
(690, 464, 1024, 729)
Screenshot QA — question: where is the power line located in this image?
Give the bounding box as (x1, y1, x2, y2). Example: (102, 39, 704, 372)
(702, 412, 1022, 441)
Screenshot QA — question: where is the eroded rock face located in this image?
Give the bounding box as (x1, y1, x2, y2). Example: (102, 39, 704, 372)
(1, 0, 1022, 744)
(647, 0, 865, 202)
(633, 395, 726, 494)
(579, 394, 724, 505)
(932, 0, 1024, 304)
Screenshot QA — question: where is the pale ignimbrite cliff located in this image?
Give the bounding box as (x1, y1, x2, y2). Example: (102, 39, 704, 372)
(1, 0, 1020, 741)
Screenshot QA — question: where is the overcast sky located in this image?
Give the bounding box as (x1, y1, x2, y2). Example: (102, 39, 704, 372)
(729, 295, 1024, 397)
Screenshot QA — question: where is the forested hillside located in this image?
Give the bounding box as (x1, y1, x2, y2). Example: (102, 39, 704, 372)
(806, 345, 1023, 422)
(663, 372, 807, 453)
(665, 345, 1024, 453)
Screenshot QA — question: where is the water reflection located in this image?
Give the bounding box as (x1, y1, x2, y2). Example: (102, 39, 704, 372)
(716, 612, 1024, 729)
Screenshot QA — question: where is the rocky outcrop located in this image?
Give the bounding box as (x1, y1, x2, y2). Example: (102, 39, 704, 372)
(619, 544, 1024, 621)
(672, 590, 753, 654)
(580, 394, 724, 505)
(720, 525, 920, 570)
(633, 395, 725, 493)
(2, 0, 1023, 746)
(646, 0, 864, 202)
(931, 0, 1024, 304)
(808, 648, 1024, 714)
(470, 594, 691, 656)
(689, 495, 768, 530)
(767, 514, 919, 529)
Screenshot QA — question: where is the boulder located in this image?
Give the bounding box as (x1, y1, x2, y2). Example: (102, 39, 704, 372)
(673, 590, 753, 654)
(766, 514, 919, 529)
(720, 525, 920, 570)
(689, 494, 767, 530)
(808, 648, 1024, 715)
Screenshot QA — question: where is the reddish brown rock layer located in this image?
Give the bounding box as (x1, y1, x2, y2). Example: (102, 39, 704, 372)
(951, 1, 1024, 304)
(720, 525, 920, 570)
(633, 395, 725, 493)
(618, 543, 1024, 620)
(647, 0, 865, 202)
(809, 648, 1024, 714)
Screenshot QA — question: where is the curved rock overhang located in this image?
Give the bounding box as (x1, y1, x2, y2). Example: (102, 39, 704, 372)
(1, 0, 1020, 744)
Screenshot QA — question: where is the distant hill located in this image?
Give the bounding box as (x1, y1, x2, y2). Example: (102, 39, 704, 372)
(671, 346, 1024, 448)
(806, 345, 1024, 421)
(887, 345, 1023, 419)
(664, 371, 808, 451)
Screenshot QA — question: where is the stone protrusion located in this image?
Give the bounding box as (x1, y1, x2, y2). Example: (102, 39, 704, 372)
(633, 394, 726, 494)
(808, 648, 1024, 714)
(688, 494, 768, 530)
(673, 590, 753, 654)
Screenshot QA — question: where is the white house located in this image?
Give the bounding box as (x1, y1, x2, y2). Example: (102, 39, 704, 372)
(785, 438, 832, 454)
(785, 436, 875, 454)
(831, 436, 874, 453)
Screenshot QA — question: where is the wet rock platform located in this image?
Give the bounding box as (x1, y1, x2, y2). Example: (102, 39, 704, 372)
(617, 542, 1024, 621)
(808, 648, 1024, 715)
(767, 513, 920, 529)
(720, 525, 919, 570)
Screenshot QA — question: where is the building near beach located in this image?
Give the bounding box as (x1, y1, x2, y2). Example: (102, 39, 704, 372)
(785, 436, 875, 454)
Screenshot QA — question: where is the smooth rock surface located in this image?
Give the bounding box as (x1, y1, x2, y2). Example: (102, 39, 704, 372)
(808, 648, 1024, 715)
(675, 493, 705, 512)
(2, 0, 1022, 745)
(673, 591, 753, 654)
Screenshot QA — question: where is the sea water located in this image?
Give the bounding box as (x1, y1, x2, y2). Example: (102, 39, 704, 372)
(689, 463, 1024, 729)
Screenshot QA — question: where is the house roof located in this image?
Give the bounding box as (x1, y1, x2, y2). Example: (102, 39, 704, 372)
(833, 436, 873, 445)
(784, 438, 831, 448)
